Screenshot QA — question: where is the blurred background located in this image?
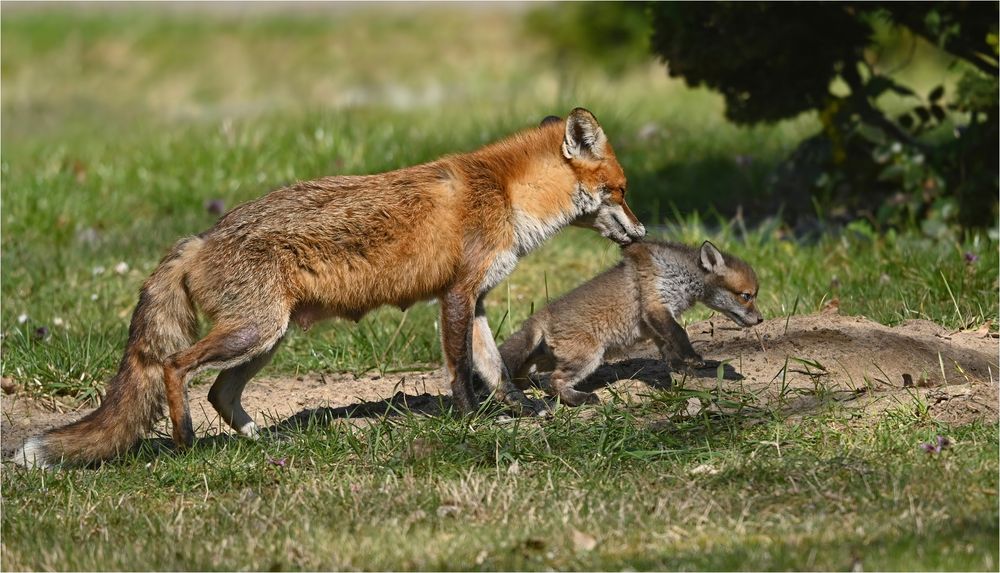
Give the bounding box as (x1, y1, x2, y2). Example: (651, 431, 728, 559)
(4, 1, 996, 236)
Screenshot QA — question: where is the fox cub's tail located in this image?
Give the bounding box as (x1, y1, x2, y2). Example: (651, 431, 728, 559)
(14, 238, 204, 467)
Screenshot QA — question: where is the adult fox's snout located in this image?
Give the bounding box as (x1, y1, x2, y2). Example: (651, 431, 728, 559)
(585, 202, 646, 246)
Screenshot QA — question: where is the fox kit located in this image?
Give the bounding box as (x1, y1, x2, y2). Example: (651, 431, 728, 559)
(14, 108, 645, 467)
(500, 240, 762, 406)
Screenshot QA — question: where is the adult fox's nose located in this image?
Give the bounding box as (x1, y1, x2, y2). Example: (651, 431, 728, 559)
(755, 315, 764, 325)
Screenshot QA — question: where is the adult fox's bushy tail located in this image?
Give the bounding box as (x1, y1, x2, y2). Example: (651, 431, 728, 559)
(13, 238, 204, 467)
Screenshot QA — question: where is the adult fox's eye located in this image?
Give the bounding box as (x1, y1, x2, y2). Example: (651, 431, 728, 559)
(740, 292, 753, 302)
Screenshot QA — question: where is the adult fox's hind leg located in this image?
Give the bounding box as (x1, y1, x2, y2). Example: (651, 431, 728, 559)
(208, 339, 283, 438)
(163, 315, 288, 449)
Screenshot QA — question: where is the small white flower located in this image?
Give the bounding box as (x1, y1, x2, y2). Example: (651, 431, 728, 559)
(688, 463, 720, 476)
(17, 313, 28, 324)
(91, 293, 99, 301)
(114, 261, 129, 275)
(92, 265, 106, 276)
(53, 317, 65, 327)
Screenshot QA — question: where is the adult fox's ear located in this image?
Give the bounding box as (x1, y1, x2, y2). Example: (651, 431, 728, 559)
(539, 115, 561, 127)
(562, 107, 606, 160)
(699, 241, 726, 273)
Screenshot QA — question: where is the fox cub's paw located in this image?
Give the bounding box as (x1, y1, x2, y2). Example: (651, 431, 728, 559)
(508, 394, 550, 417)
(669, 355, 720, 372)
(555, 388, 600, 407)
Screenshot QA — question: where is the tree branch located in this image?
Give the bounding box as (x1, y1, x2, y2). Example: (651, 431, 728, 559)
(841, 60, 931, 152)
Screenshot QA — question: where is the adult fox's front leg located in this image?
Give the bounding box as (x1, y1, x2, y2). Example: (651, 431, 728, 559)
(440, 288, 478, 413)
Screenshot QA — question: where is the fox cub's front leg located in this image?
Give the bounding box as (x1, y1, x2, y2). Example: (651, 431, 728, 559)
(631, 248, 706, 373)
(642, 305, 707, 371)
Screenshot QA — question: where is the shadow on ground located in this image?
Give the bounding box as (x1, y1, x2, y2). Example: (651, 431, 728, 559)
(3, 313, 996, 464)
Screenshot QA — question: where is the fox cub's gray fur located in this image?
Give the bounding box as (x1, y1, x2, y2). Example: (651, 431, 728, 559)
(500, 240, 763, 406)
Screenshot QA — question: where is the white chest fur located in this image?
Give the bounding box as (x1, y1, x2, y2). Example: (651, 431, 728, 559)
(481, 249, 519, 293)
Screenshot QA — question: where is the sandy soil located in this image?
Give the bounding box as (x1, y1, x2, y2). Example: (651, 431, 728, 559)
(3, 313, 997, 458)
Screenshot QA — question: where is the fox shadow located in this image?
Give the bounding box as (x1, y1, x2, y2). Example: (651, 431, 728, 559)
(131, 358, 743, 460)
(133, 391, 452, 457)
(523, 357, 743, 394)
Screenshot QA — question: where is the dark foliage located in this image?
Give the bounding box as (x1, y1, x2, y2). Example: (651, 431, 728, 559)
(649, 2, 999, 230)
(650, 3, 868, 124)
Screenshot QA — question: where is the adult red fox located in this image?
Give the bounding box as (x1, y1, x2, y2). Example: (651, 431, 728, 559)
(14, 108, 645, 467)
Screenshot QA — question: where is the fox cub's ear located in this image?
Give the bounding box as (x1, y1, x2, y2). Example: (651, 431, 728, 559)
(562, 107, 607, 161)
(699, 241, 726, 273)
(540, 115, 562, 127)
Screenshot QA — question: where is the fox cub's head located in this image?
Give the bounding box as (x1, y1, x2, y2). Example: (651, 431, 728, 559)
(698, 241, 763, 328)
(559, 108, 646, 246)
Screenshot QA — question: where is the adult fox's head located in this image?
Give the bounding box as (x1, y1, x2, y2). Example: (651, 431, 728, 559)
(559, 108, 646, 246)
(698, 241, 764, 328)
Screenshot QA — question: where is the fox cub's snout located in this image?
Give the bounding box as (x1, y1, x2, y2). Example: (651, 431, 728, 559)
(698, 241, 763, 328)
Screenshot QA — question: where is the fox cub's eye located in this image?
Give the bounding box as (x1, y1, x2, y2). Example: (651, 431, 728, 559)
(740, 292, 754, 302)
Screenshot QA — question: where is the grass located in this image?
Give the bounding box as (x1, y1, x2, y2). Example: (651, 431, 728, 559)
(1, 5, 997, 571)
(3, 399, 997, 570)
(4, 215, 995, 402)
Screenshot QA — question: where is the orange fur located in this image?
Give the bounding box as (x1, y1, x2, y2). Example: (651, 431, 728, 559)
(14, 108, 645, 467)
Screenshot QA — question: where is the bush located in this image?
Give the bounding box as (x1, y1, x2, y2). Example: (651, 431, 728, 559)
(523, 2, 651, 75)
(648, 2, 998, 231)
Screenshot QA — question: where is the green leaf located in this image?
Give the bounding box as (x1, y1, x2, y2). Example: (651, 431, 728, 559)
(865, 76, 892, 98)
(886, 80, 917, 98)
(930, 104, 946, 122)
(858, 123, 889, 145)
(866, 76, 917, 99)
(878, 164, 905, 182)
(789, 356, 827, 372)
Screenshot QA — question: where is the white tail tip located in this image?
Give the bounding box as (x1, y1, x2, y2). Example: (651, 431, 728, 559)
(12, 437, 50, 469)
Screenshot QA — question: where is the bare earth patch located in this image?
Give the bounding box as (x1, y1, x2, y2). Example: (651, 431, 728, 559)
(3, 313, 997, 458)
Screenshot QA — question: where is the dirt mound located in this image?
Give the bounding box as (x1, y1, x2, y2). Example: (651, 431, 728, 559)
(623, 312, 998, 423)
(2, 314, 997, 458)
